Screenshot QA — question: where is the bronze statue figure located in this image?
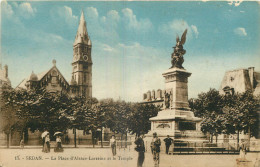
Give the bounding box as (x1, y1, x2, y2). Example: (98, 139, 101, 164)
(171, 29, 188, 69)
(164, 92, 171, 109)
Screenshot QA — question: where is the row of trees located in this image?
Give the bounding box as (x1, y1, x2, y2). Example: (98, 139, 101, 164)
(189, 88, 259, 144)
(1, 86, 258, 147)
(0, 87, 160, 147)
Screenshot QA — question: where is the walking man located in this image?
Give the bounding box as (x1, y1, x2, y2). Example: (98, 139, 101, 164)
(135, 135, 145, 167)
(163, 135, 173, 154)
(151, 132, 161, 166)
(110, 135, 117, 156)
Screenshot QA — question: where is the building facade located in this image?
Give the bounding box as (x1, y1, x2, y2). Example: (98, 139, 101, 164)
(7, 11, 97, 146)
(219, 67, 260, 96)
(218, 67, 260, 150)
(16, 11, 92, 99)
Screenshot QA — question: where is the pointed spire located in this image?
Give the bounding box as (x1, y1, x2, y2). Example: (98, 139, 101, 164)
(80, 10, 85, 24)
(74, 10, 91, 46)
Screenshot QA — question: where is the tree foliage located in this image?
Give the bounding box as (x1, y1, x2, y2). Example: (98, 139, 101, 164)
(2, 88, 160, 141)
(128, 104, 160, 136)
(190, 88, 260, 140)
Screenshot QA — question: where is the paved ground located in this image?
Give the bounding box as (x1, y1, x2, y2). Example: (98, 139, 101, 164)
(0, 147, 259, 167)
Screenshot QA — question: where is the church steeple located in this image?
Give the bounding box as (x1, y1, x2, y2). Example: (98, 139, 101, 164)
(71, 10, 92, 99)
(74, 11, 91, 46)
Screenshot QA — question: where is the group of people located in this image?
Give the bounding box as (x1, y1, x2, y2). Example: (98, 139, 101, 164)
(134, 132, 174, 167)
(41, 130, 64, 153)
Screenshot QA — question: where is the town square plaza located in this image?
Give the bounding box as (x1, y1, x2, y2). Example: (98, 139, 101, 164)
(0, 146, 259, 167)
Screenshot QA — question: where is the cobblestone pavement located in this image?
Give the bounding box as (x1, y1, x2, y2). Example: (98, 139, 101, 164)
(0, 147, 258, 167)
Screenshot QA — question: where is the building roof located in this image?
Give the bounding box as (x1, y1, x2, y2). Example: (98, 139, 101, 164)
(73, 11, 91, 46)
(29, 71, 38, 81)
(219, 67, 260, 96)
(16, 69, 49, 89)
(16, 61, 69, 90)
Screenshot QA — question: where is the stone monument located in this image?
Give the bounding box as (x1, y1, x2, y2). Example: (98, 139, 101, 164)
(146, 29, 205, 143)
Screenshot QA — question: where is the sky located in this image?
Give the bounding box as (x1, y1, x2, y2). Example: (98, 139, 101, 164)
(1, 0, 260, 102)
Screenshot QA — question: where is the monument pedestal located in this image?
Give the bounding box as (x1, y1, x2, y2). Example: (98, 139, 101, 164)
(146, 108, 205, 140)
(145, 68, 206, 151)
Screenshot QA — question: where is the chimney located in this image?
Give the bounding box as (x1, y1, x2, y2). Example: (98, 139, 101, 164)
(143, 93, 147, 100)
(147, 91, 151, 101)
(248, 67, 254, 88)
(4, 65, 8, 78)
(156, 89, 162, 99)
(152, 90, 155, 100)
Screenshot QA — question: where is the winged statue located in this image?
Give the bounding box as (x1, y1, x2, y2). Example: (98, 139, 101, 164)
(171, 29, 188, 69)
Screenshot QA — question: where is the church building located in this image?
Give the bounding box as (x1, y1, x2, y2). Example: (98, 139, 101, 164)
(12, 11, 97, 145)
(16, 11, 92, 99)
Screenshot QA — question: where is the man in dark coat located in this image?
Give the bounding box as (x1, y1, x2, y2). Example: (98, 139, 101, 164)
(135, 135, 145, 167)
(163, 135, 173, 154)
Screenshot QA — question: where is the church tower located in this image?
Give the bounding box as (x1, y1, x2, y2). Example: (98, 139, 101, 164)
(71, 11, 92, 98)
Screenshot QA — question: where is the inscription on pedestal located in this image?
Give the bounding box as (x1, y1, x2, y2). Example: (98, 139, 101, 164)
(154, 121, 172, 130)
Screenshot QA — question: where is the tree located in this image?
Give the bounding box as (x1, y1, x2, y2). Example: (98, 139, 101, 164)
(190, 88, 224, 118)
(65, 96, 98, 147)
(4, 88, 73, 141)
(191, 88, 260, 145)
(114, 101, 131, 148)
(100, 99, 131, 147)
(0, 84, 23, 147)
(223, 91, 259, 146)
(190, 88, 225, 142)
(128, 103, 160, 137)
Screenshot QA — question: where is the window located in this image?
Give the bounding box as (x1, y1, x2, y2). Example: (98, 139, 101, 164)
(83, 64, 88, 69)
(223, 86, 234, 95)
(51, 70, 57, 76)
(51, 77, 58, 85)
(84, 74, 87, 82)
(230, 77, 234, 82)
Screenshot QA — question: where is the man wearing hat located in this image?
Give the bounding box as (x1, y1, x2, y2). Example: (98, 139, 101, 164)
(151, 132, 161, 166)
(164, 135, 173, 154)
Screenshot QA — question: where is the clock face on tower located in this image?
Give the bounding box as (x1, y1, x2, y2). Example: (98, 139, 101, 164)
(83, 55, 88, 61)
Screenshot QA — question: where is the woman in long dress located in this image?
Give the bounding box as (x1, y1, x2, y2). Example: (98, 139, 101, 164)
(54, 136, 63, 152)
(110, 135, 116, 156)
(43, 134, 50, 153)
(239, 140, 247, 159)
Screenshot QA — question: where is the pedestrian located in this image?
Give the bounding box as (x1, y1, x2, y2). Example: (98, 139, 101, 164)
(110, 135, 116, 156)
(239, 139, 247, 159)
(151, 132, 161, 166)
(54, 136, 63, 152)
(163, 135, 173, 154)
(135, 134, 145, 167)
(20, 139, 24, 149)
(43, 134, 50, 153)
(41, 129, 49, 152)
(65, 134, 70, 144)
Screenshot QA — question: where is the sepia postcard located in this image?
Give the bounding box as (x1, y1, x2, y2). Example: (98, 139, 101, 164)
(0, 0, 259, 167)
